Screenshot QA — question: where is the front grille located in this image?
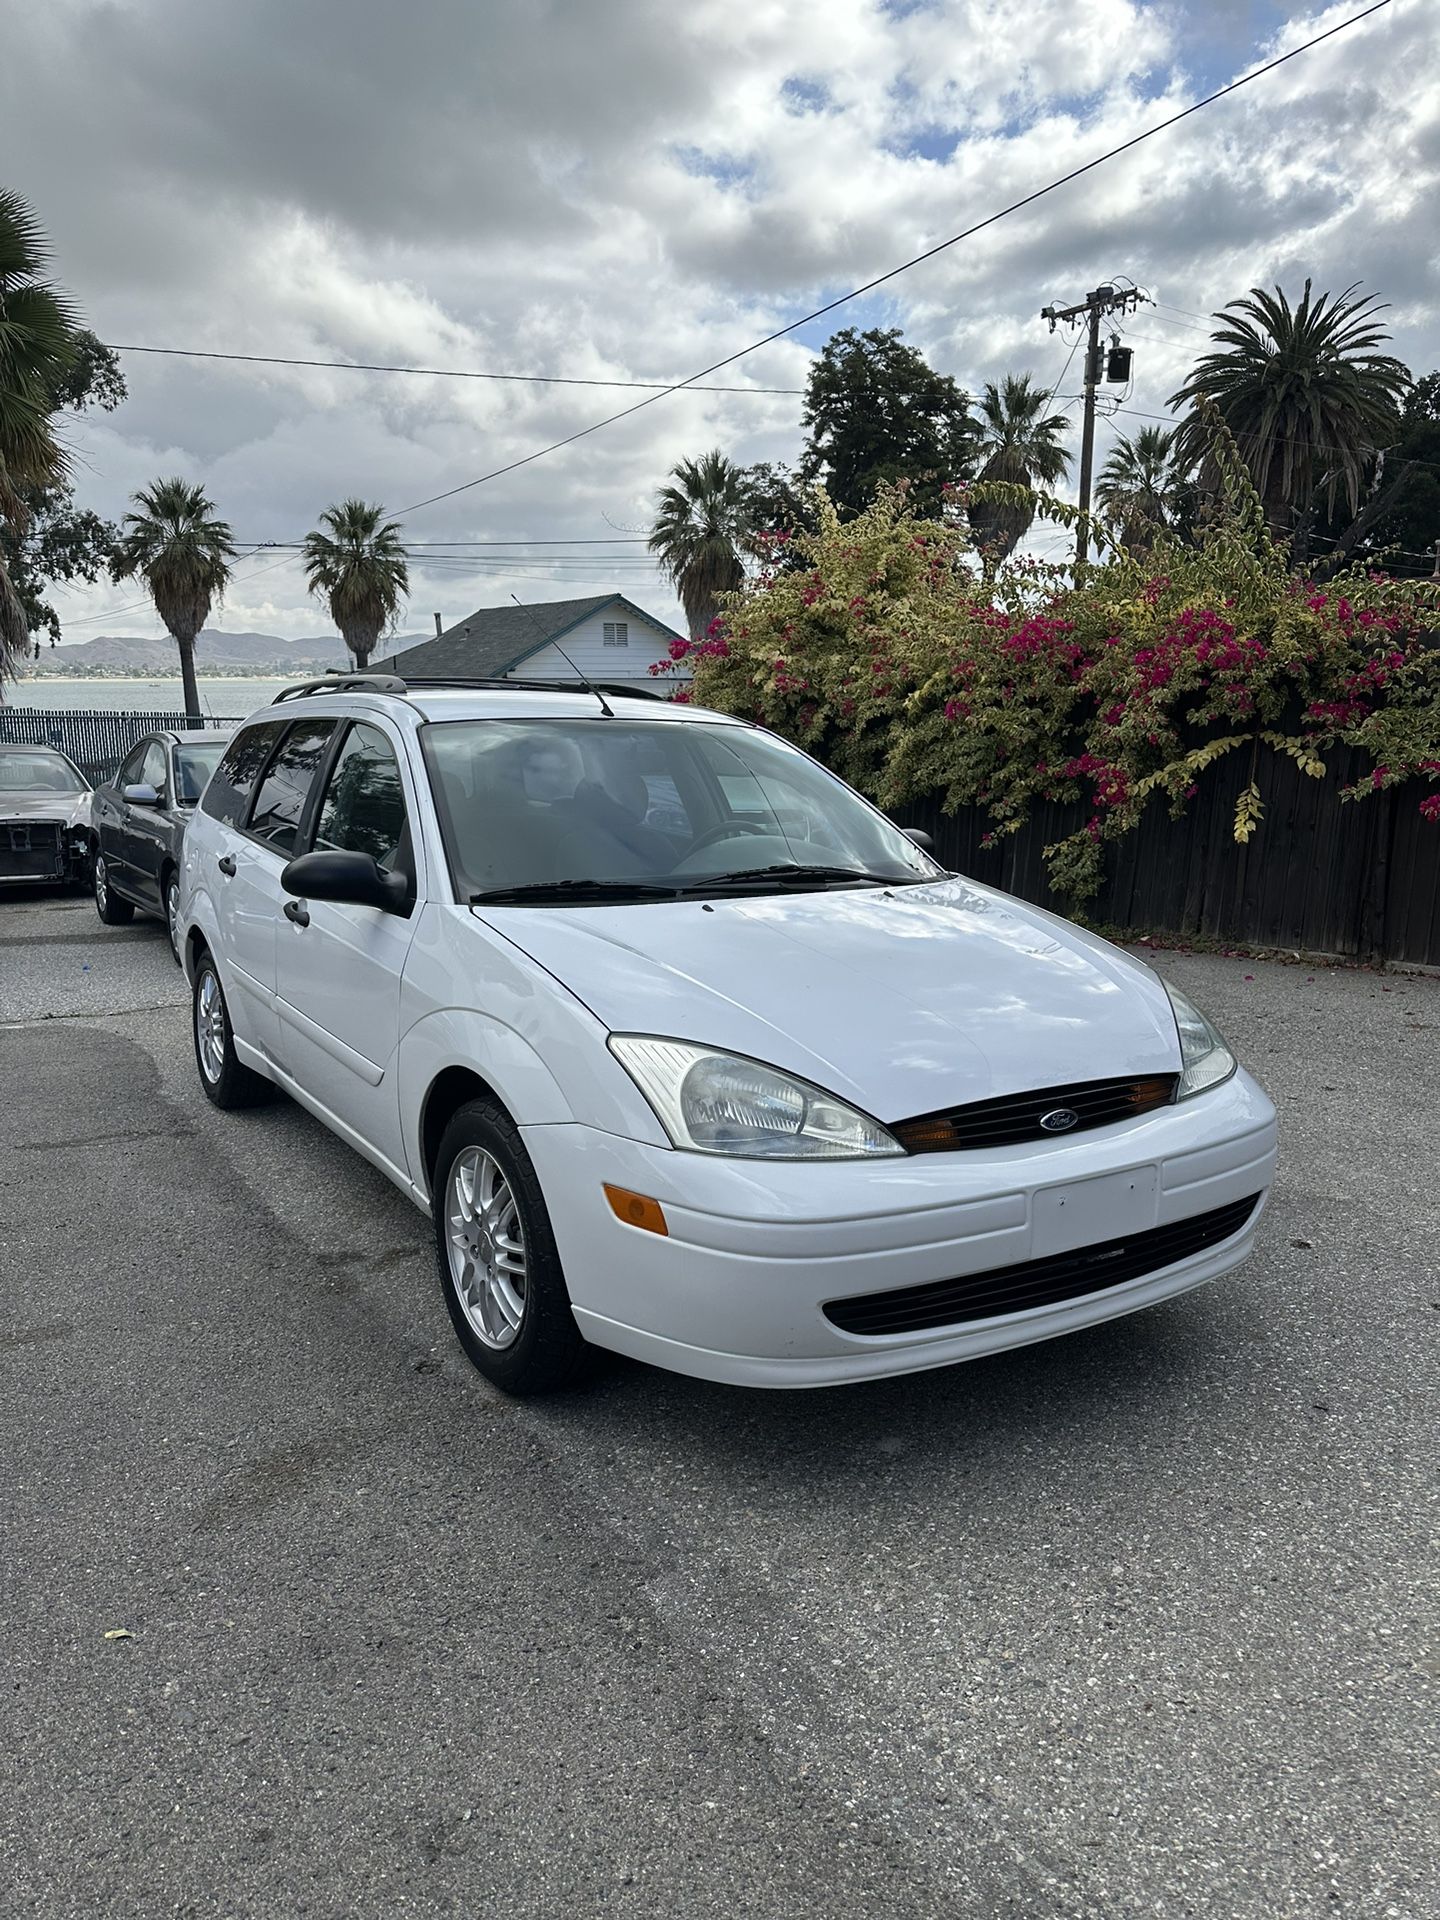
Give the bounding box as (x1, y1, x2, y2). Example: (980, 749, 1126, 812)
(893, 1074, 1179, 1153)
(822, 1193, 1262, 1337)
(0, 819, 64, 880)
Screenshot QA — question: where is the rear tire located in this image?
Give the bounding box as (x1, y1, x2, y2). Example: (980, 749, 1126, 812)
(93, 851, 134, 925)
(192, 952, 272, 1109)
(433, 1098, 590, 1396)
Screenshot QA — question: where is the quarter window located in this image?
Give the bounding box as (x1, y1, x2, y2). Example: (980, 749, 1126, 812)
(245, 720, 336, 853)
(201, 721, 287, 827)
(313, 723, 410, 874)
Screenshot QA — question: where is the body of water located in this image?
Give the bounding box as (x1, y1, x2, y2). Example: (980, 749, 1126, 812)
(4, 677, 298, 716)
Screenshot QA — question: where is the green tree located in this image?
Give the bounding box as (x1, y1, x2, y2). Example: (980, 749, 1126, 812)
(1381, 373, 1440, 576)
(0, 191, 82, 688)
(1168, 280, 1411, 537)
(303, 498, 410, 670)
(648, 449, 751, 638)
(0, 331, 127, 649)
(112, 479, 237, 717)
(739, 460, 815, 574)
(966, 374, 1072, 565)
(798, 326, 973, 518)
(1095, 425, 1193, 551)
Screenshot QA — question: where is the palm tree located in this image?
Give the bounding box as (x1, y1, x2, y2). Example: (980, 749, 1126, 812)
(303, 499, 409, 670)
(0, 191, 80, 689)
(1096, 426, 1191, 551)
(112, 479, 236, 717)
(967, 375, 1072, 566)
(648, 450, 751, 638)
(1168, 281, 1411, 537)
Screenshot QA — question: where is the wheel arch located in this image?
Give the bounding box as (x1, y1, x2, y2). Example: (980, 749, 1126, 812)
(419, 1066, 512, 1196)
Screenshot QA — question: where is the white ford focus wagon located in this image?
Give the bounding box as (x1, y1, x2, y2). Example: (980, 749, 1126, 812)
(179, 674, 1277, 1396)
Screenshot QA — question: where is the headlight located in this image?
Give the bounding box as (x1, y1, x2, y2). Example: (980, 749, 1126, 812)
(1164, 984, 1237, 1099)
(608, 1036, 904, 1160)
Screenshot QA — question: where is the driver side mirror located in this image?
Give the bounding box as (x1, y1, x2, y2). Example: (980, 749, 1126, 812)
(899, 826, 934, 853)
(281, 848, 409, 914)
(123, 782, 161, 807)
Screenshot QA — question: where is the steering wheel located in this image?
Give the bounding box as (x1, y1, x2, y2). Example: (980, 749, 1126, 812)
(685, 819, 773, 855)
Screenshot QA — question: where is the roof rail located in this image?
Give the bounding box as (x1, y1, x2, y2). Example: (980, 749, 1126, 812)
(401, 676, 667, 702)
(271, 673, 409, 704)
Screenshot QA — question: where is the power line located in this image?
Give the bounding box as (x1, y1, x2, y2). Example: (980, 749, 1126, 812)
(393, 0, 1394, 519)
(104, 342, 806, 397)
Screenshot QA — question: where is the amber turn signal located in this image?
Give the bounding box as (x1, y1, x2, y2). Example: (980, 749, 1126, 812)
(604, 1185, 669, 1236)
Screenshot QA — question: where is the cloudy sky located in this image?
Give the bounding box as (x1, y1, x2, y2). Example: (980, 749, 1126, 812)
(3, 0, 1436, 646)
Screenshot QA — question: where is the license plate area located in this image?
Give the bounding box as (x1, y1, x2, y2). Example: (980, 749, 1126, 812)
(1032, 1165, 1158, 1258)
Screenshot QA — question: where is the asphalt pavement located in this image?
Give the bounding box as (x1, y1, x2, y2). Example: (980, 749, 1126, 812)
(1, 884, 1436, 1919)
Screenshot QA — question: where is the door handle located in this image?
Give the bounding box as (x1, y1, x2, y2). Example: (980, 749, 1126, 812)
(283, 898, 310, 927)
(217, 854, 236, 876)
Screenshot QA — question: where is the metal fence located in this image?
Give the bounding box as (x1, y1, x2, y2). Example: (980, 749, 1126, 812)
(0, 708, 237, 783)
(899, 746, 1440, 967)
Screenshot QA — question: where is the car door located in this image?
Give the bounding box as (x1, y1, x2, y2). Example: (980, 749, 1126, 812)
(97, 740, 150, 896)
(273, 718, 421, 1174)
(121, 738, 174, 910)
(214, 717, 335, 1060)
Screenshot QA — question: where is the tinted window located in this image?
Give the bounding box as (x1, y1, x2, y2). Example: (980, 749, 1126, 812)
(247, 720, 336, 854)
(313, 724, 409, 871)
(117, 741, 150, 787)
(200, 721, 287, 827)
(141, 741, 169, 794)
(174, 740, 227, 804)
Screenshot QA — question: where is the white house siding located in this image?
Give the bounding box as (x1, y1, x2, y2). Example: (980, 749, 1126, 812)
(509, 608, 690, 693)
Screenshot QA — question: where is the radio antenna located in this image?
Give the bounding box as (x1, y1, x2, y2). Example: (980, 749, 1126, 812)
(509, 594, 614, 717)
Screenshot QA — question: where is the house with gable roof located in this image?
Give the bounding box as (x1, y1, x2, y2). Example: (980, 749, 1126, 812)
(376, 593, 689, 693)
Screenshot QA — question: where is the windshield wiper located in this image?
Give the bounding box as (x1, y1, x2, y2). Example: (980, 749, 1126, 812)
(677, 863, 911, 892)
(471, 877, 683, 906)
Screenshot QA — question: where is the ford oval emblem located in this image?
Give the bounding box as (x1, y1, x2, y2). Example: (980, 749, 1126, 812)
(1039, 1108, 1079, 1133)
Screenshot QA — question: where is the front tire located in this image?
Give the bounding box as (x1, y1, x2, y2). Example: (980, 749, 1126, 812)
(93, 852, 134, 925)
(433, 1098, 590, 1396)
(163, 868, 183, 966)
(192, 952, 272, 1109)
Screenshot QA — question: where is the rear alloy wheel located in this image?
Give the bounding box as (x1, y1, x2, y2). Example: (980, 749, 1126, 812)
(192, 953, 272, 1109)
(163, 871, 183, 966)
(434, 1098, 590, 1395)
(93, 852, 134, 925)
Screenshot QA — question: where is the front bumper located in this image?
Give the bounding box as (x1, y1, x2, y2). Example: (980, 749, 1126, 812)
(0, 818, 89, 885)
(521, 1068, 1277, 1388)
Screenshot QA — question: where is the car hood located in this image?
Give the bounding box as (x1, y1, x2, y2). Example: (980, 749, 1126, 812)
(472, 877, 1181, 1122)
(0, 790, 90, 827)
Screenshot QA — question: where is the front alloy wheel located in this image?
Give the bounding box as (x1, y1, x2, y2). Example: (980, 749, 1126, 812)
(432, 1098, 589, 1395)
(94, 852, 134, 925)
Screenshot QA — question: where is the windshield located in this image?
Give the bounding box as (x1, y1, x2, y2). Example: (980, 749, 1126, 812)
(175, 740, 227, 804)
(0, 750, 84, 794)
(420, 718, 939, 900)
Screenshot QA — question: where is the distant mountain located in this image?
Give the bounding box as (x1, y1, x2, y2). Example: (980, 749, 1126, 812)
(33, 629, 430, 674)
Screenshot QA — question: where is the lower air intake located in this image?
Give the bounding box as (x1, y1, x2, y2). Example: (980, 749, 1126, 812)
(823, 1193, 1262, 1337)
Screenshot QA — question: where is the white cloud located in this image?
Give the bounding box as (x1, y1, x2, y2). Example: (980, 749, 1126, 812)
(1, 0, 1434, 643)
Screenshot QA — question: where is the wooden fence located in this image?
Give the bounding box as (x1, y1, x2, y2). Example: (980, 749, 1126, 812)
(898, 744, 1440, 967)
(0, 709, 236, 783)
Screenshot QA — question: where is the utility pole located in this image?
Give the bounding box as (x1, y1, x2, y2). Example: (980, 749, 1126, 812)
(1041, 283, 1147, 568)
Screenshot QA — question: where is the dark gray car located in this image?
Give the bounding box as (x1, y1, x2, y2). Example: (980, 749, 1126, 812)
(92, 729, 233, 959)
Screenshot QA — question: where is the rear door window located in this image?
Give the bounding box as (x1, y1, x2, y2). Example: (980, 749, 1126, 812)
(201, 721, 287, 828)
(245, 720, 337, 855)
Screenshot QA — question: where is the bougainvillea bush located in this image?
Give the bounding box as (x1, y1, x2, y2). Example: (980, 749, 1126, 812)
(653, 459, 1440, 902)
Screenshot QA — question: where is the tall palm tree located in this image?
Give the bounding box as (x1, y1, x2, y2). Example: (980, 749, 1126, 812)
(303, 499, 409, 670)
(648, 450, 751, 638)
(0, 191, 80, 689)
(112, 479, 236, 717)
(1096, 426, 1191, 551)
(966, 375, 1072, 566)
(1168, 280, 1411, 536)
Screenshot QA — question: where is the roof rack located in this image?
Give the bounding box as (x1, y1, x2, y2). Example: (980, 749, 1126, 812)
(272, 673, 409, 703)
(270, 672, 669, 707)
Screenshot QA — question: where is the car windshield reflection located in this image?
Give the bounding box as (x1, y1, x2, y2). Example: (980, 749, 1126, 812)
(420, 718, 939, 902)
